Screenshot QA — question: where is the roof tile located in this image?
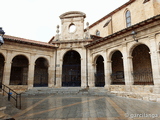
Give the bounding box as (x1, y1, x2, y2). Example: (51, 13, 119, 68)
(3, 35, 55, 48)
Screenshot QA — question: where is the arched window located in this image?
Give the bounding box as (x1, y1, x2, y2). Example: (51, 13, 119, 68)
(96, 30, 100, 36)
(126, 10, 131, 27)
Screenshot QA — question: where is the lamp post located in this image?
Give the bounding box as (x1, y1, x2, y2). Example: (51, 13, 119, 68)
(131, 31, 138, 42)
(0, 27, 5, 46)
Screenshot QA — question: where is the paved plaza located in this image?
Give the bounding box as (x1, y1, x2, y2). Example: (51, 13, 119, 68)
(1, 92, 160, 120)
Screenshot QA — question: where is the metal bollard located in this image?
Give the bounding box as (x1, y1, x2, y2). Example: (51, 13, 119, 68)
(8, 92, 12, 101)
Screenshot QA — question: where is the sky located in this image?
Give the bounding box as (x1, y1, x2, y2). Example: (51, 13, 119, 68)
(0, 0, 129, 42)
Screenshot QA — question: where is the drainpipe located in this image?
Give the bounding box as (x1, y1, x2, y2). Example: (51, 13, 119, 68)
(86, 48, 89, 88)
(54, 48, 57, 86)
(111, 16, 113, 34)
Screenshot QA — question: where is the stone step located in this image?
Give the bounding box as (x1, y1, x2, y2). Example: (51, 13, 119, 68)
(23, 87, 111, 96)
(23, 87, 83, 95)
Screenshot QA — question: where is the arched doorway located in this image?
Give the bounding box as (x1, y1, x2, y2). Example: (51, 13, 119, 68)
(34, 58, 48, 87)
(10, 55, 28, 85)
(132, 44, 153, 85)
(95, 56, 105, 87)
(111, 51, 125, 85)
(62, 50, 81, 87)
(0, 54, 5, 88)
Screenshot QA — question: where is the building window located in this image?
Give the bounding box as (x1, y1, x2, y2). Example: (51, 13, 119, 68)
(96, 30, 100, 36)
(126, 10, 131, 27)
(143, 0, 150, 4)
(103, 19, 111, 28)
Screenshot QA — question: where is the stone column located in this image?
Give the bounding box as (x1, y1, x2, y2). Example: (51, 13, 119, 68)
(149, 35, 160, 93)
(28, 54, 35, 89)
(87, 50, 94, 87)
(122, 43, 134, 92)
(91, 63, 96, 87)
(81, 56, 87, 88)
(48, 55, 55, 88)
(104, 50, 112, 89)
(55, 50, 62, 87)
(104, 60, 112, 89)
(2, 50, 12, 85)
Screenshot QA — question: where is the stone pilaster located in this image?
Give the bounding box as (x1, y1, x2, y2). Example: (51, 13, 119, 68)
(102, 50, 111, 89)
(55, 51, 62, 87)
(2, 50, 12, 85)
(104, 60, 112, 89)
(149, 35, 160, 93)
(48, 55, 55, 88)
(28, 54, 35, 89)
(86, 50, 94, 87)
(91, 63, 96, 87)
(81, 56, 87, 88)
(48, 66, 54, 88)
(122, 43, 134, 92)
(122, 43, 134, 85)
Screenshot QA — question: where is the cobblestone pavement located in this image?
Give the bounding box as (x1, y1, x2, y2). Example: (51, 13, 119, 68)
(4, 94, 159, 120)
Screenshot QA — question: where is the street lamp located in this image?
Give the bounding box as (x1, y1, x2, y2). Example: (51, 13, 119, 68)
(131, 31, 138, 42)
(0, 27, 5, 46)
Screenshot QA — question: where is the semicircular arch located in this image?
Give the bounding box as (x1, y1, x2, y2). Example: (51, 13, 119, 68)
(11, 53, 29, 63)
(129, 42, 150, 57)
(34, 56, 49, 67)
(93, 54, 104, 64)
(62, 49, 81, 60)
(108, 49, 123, 61)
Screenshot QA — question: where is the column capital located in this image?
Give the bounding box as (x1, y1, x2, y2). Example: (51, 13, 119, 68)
(121, 42, 127, 47)
(29, 63, 35, 66)
(4, 61, 12, 64)
(30, 53, 36, 56)
(127, 56, 133, 59)
(107, 60, 112, 63)
(149, 34, 155, 40)
(7, 50, 13, 53)
(92, 63, 96, 66)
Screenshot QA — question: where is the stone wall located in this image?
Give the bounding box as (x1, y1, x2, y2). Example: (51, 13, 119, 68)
(87, 13, 160, 102)
(108, 85, 160, 102)
(89, 0, 159, 37)
(0, 40, 55, 89)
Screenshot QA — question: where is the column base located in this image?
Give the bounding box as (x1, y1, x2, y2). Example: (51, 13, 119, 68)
(125, 85, 132, 92)
(153, 85, 160, 94)
(48, 84, 54, 88)
(28, 85, 33, 90)
(104, 85, 110, 90)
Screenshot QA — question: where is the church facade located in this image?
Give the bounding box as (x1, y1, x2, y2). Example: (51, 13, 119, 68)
(1, 0, 160, 102)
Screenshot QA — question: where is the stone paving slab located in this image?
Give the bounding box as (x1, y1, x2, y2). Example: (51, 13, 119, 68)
(0, 94, 20, 119)
(1, 92, 160, 120)
(1, 94, 158, 120)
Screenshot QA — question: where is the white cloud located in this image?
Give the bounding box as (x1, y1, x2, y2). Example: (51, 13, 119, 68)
(0, 0, 129, 42)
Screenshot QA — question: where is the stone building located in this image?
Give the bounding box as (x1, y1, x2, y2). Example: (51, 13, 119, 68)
(1, 0, 160, 101)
